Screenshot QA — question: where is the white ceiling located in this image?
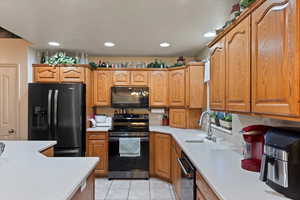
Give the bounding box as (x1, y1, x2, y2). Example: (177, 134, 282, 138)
(0, 0, 236, 56)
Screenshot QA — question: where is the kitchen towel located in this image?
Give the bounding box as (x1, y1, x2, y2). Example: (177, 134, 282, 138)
(119, 138, 141, 157)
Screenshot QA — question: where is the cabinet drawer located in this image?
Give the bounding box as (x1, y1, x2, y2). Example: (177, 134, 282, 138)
(196, 172, 219, 200)
(87, 133, 107, 140)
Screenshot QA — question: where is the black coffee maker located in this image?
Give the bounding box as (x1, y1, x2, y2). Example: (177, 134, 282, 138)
(260, 128, 300, 199)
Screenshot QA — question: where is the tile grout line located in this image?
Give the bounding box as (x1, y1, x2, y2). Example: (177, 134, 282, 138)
(104, 179, 113, 200)
(127, 180, 132, 200)
(149, 178, 152, 200)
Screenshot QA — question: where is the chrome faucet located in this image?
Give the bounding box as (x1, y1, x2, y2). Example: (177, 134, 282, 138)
(199, 111, 215, 141)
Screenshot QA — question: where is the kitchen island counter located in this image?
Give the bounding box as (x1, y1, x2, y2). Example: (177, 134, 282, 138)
(150, 126, 289, 200)
(0, 141, 98, 200)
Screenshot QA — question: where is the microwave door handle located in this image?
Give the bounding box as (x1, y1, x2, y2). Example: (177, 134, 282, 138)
(47, 90, 53, 128)
(54, 90, 59, 138)
(260, 155, 269, 182)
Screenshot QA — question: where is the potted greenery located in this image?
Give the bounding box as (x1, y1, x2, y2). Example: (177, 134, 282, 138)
(219, 114, 232, 130)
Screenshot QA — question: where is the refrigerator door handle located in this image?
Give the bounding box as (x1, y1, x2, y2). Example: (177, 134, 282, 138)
(54, 89, 59, 131)
(47, 90, 53, 128)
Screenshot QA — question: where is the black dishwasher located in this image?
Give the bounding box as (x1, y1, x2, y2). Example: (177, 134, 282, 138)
(178, 152, 196, 200)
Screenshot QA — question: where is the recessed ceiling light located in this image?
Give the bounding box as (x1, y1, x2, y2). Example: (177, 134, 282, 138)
(48, 41, 60, 46)
(104, 42, 115, 47)
(160, 42, 171, 48)
(204, 32, 216, 38)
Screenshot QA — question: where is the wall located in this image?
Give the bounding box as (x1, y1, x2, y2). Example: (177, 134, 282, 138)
(89, 56, 196, 66)
(0, 39, 31, 140)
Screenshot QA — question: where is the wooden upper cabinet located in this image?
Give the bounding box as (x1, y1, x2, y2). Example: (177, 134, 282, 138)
(94, 71, 112, 106)
(154, 133, 171, 181)
(60, 66, 85, 82)
(225, 15, 251, 112)
(210, 38, 226, 111)
(186, 65, 204, 108)
(131, 71, 148, 86)
(169, 69, 185, 107)
(113, 71, 130, 85)
(251, 0, 300, 117)
(169, 108, 186, 128)
(150, 71, 168, 107)
(34, 66, 60, 82)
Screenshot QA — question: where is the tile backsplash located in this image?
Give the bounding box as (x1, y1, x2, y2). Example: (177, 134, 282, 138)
(94, 107, 164, 126)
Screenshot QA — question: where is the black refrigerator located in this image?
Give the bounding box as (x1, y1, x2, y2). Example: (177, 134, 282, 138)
(28, 83, 86, 157)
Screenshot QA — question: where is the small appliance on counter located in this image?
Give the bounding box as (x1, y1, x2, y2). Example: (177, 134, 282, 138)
(260, 127, 300, 199)
(241, 125, 270, 172)
(95, 115, 112, 127)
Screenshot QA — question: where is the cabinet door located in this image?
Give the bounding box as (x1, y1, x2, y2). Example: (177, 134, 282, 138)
(196, 188, 205, 200)
(169, 109, 186, 128)
(87, 139, 108, 176)
(154, 133, 171, 181)
(94, 71, 112, 106)
(131, 71, 148, 86)
(34, 66, 60, 82)
(210, 38, 226, 111)
(225, 15, 251, 112)
(113, 71, 131, 85)
(186, 65, 204, 108)
(150, 71, 168, 107)
(60, 66, 85, 82)
(171, 140, 181, 200)
(169, 69, 185, 107)
(252, 0, 300, 117)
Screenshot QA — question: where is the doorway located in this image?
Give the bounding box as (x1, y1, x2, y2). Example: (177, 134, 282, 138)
(0, 64, 19, 139)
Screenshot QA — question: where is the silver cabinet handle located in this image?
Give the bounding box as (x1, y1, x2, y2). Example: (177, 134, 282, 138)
(48, 90, 53, 127)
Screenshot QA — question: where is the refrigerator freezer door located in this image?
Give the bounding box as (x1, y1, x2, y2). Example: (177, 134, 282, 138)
(54, 84, 85, 150)
(28, 84, 55, 140)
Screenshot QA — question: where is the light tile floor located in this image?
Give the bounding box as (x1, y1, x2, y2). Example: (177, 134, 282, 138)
(95, 178, 176, 200)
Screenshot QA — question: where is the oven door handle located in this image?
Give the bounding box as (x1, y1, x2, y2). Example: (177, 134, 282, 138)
(177, 158, 194, 178)
(109, 137, 149, 142)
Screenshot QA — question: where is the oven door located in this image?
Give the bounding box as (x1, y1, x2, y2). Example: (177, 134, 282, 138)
(108, 136, 149, 179)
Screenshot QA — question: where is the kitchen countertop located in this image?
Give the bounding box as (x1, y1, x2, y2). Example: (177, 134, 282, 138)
(0, 141, 99, 200)
(86, 127, 111, 132)
(150, 126, 289, 200)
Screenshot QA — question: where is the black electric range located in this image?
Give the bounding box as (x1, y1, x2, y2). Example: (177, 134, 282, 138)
(108, 114, 149, 179)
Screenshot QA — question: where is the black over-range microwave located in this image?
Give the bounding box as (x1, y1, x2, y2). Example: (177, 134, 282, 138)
(111, 86, 149, 108)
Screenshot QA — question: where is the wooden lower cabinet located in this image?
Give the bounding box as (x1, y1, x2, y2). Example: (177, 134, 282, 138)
(86, 132, 108, 176)
(71, 172, 95, 200)
(40, 147, 54, 157)
(171, 139, 181, 200)
(196, 188, 205, 200)
(196, 171, 220, 200)
(153, 132, 171, 181)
